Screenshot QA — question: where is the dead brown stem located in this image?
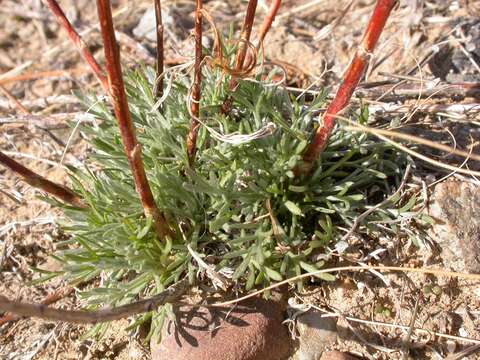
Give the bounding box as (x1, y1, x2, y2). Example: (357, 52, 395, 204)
(0, 151, 86, 208)
(96, 0, 172, 240)
(0, 287, 74, 327)
(257, 0, 281, 48)
(300, 0, 397, 174)
(0, 280, 187, 324)
(154, 0, 164, 99)
(186, 0, 203, 165)
(42, 0, 109, 92)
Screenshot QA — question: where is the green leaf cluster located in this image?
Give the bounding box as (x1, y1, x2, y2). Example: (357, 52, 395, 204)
(47, 51, 409, 336)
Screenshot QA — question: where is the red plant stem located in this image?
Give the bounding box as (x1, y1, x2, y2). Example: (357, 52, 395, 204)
(0, 151, 86, 208)
(301, 0, 397, 173)
(186, 0, 203, 165)
(42, 0, 109, 92)
(154, 0, 164, 99)
(96, 0, 172, 240)
(233, 0, 258, 72)
(257, 0, 281, 48)
(221, 0, 258, 114)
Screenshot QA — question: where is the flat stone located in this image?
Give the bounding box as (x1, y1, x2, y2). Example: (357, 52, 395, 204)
(429, 181, 480, 273)
(151, 297, 291, 360)
(296, 310, 338, 360)
(133, 5, 193, 42)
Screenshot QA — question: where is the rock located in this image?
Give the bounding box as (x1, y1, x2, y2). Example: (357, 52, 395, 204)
(429, 181, 480, 272)
(133, 8, 172, 42)
(320, 351, 359, 360)
(133, 5, 194, 42)
(151, 297, 291, 360)
(295, 310, 338, 360)
(263, 26, 331, 82)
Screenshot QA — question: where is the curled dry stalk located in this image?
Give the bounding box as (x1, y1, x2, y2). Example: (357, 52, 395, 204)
(41, 0, 109, 92)
(186, 0, 203, 165)
(96, 0, 172, 240)
(233, 0, 258, 74)
(154, 0, 164, 99)
(300, 0, 398, 174)
(221, 0, 258, 113)
(0, 151, 86, 208)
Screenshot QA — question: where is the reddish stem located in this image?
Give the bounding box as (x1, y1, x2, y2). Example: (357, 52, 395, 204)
(154, 0, 164, 99)
(42, 0, 109, 92)
(301, 0, 397, 173)
(96, 0, 172, 240)
(233, 0, 258, 73)
(257, 0, 282, 48)
(0, 151, 86, 208)
(221, 0, 258, 114)
(186, 0, 203, 165)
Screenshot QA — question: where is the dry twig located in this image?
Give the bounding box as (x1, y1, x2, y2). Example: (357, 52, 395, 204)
(0, 280, 187, 324)
(344, 124, 480, 162)
(342, 119, 480, 176)
(0, 287, 74, 327)
(0, 68, 86, 86)
(356, 82, 480, 101)
(301, 302, 480, 347)
(0, 113, 91, 130)
(2, 266, 479, 324)
(0, 151, 86, 208)
(41, 0, 109, 92)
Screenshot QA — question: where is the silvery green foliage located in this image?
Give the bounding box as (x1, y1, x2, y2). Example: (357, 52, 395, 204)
(47, 63, 409, 337)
